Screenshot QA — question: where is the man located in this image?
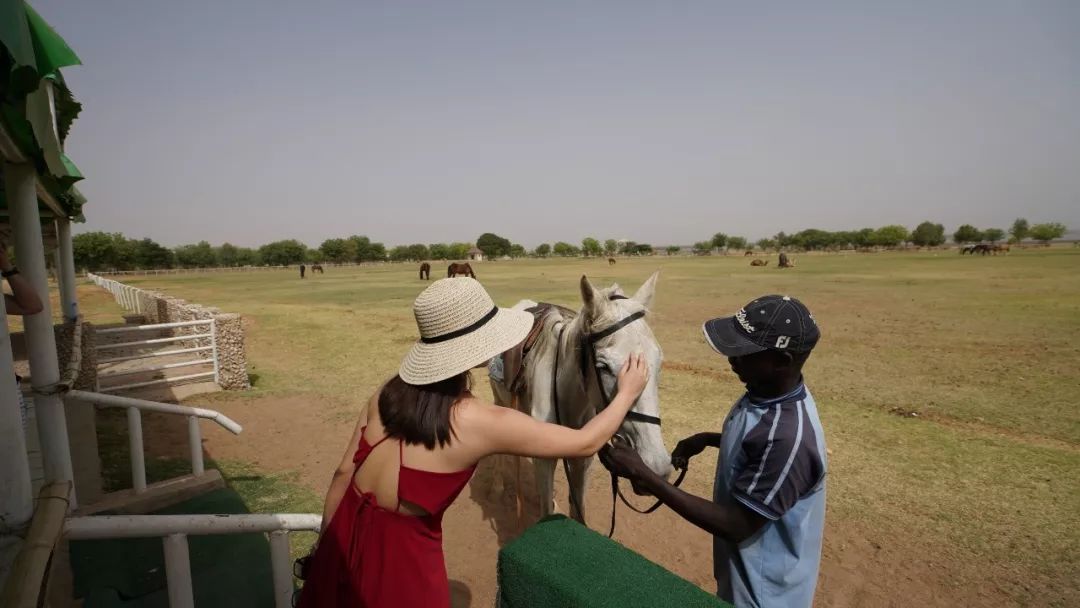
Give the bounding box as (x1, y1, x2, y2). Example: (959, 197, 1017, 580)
(600, 295, 826, 608)
(300, 263, 306, 279)
(1, 242, 44, 431)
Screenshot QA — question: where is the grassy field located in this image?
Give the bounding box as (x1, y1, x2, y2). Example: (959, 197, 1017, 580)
(85, 248, 1079, 606)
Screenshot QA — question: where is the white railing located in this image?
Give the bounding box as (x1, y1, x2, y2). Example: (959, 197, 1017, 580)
(65, 390, 241, 494)
(94, 319, 219, 393)
(65, 513, 321, 608)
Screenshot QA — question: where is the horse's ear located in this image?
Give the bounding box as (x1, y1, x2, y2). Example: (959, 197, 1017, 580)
(580, 275, 600, 310)
(632, 271, 660, 308)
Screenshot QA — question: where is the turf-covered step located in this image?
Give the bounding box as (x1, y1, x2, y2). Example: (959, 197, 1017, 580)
(70, 488, 278, 607)
(497, 515, 729, 608)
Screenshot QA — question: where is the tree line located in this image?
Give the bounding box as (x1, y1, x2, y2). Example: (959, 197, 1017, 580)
(691, 218, 1067, 254)
(72, 218, 1069, 271)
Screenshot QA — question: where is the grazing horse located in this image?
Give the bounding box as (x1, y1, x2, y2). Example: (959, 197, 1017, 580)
(608, 257, 616, 265)
(744, 250, 754, 256)
(447, 262, 476, 278)
(960, 246, 974, 255)
(750, 259, 768, 266)
(971, 244, 992, 256)
(311, 263, 324, 274)
(488, 273, 672, 524)
(419, 263, 431, 280)
(991, 244, 1010, 255)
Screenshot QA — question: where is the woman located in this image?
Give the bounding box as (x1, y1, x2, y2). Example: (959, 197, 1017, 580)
(298, 277, 649, 607)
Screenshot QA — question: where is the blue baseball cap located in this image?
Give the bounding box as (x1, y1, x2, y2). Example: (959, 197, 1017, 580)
(703, 295, 820, 357)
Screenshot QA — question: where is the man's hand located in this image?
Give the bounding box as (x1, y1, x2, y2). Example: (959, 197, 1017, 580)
(598, 442, 654, 487)
(670, 433, 715, 470)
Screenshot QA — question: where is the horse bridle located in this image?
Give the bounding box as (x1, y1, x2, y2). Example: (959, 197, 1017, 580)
(552, 294, 686, 538)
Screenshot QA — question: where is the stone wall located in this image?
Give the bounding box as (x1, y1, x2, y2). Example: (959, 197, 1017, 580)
(53, 318, 103, 504)
(87, 276, 251, 391)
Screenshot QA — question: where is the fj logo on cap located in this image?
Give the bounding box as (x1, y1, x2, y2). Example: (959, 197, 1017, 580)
(775, 336, 791, 349)
(735, 309, 756, 334)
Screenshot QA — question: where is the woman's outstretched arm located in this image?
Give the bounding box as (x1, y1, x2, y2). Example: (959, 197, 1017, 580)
(469, 354, 649, 459)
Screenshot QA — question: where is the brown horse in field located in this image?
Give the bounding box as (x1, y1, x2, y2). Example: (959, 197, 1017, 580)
(311, 263, 324, 274)
(447, 262, 476, 278)
(419, 263, 431, 280)
(744, 250, 754, 256)
(750, 259, 768, 266)
(608, 257, 616, 265)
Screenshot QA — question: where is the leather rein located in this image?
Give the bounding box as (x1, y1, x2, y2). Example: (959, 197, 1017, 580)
(551, 294, 686, 538)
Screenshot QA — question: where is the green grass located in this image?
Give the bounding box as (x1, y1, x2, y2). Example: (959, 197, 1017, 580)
(82, 248, 1080, 606)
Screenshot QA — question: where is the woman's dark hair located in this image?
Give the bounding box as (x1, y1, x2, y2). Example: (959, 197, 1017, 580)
(379, 372, 472, 449)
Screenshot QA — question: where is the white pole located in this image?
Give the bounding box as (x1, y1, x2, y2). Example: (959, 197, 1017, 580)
(0, 300, 33, 536)
(188, 415, 204, 476)
(57, 218, 78, 321)
(127, 407, 146, 493)
(162, 533, 195, 608)
(269, 530, 292, 608)
(6, 161, 76, 508)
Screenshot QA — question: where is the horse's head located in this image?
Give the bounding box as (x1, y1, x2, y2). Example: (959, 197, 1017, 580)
(580, 271, 674, 481)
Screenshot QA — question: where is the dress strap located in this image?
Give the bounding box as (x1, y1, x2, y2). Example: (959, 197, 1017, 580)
(395, 440, 404, 512)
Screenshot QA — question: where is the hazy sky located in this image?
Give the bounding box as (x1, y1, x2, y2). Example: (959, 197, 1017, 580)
(38, 1, 1080, 248)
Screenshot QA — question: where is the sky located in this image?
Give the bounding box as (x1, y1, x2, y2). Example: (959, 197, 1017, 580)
(35, 0, 1080, 248)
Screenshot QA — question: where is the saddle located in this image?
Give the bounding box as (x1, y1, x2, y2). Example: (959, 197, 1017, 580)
(499, 303, 575, 395)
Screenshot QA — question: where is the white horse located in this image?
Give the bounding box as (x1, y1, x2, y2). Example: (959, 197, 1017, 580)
(489, 272, 673, 523)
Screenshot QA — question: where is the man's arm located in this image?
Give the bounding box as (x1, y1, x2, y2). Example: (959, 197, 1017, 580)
(637, 468, 767, 544)
(1, 244, 43, 316)
(599, 444, 767, 544)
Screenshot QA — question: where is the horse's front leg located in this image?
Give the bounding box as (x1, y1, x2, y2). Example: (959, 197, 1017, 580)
(566, 456, 592, 525)
(533, 457, 557, 517)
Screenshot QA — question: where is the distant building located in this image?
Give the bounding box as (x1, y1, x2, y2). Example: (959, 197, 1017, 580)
(468, 246, 484, 262)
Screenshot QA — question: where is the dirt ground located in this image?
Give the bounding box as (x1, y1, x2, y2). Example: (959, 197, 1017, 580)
(166, 394, 1015, 608)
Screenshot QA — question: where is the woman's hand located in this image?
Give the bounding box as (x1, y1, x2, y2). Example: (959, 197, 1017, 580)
(615, 353, 649, 401)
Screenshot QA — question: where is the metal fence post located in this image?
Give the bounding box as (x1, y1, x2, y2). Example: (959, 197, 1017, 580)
(163, 534, 195, 608)
(127, 406, 146, 493)
(269, 530, 293, 608)
(188, 415, 204, 476)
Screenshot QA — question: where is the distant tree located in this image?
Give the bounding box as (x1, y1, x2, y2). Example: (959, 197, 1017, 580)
(727, 236, 748, 251)
(258, 239, 307, 266)
(910, 222, 946, 247)
(306, 249, 325, 263)
(388, 245, 410, 262)
(791, 229, 832, 251)
(619, 241, 638, 255)
(509, 243, 527, 258)
(405, 244, 429, 260)
(216, 242, 239, 267)
(953, 225, 983, 244)
(448, 242, 471, 259)
(234, 247, 260, 266)
(604, 239, 618, 255)
(1009, 218, 1029, 243)
(132, 238, 174, 269)
(175, 241, 218, 268)
(534, 243, 551, 257)
(756, 238, 777, 251)
(982, 228, 1005, 243)
(477, 233, 512, 258)
(1029, 222, 1066, 245)
(634, 243, 653, 255)
(319, 238, 349, 263)
(874, 225, 910, 248)
(711, 233, 728, 251)
(665, 245, 681, 255)
(581, 237, 602, 257)
(428, 243, 450, 260)
(693, 241, 713, 255)
(73, 232, 133, 271)
(553, 242, 578, 257)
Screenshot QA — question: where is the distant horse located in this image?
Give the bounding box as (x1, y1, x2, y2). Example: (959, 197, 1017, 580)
(750, 259, 769, 266)
(608, 257, 616, 265)
(991, 244, 1010, 255)
(960, 246, 975, 255)
(419, 263, 431, 280)
(447, 262, 476, 278)
(971, 244, 992, 256)
(744, 250, 754, 256)
(311, 264, 324, 274)
(778, 253, 795, 268)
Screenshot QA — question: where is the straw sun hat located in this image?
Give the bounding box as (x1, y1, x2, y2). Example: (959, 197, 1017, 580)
(399, 277, 533, 385)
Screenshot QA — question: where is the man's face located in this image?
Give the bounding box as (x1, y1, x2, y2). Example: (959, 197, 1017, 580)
(727, 350, 786, 391)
